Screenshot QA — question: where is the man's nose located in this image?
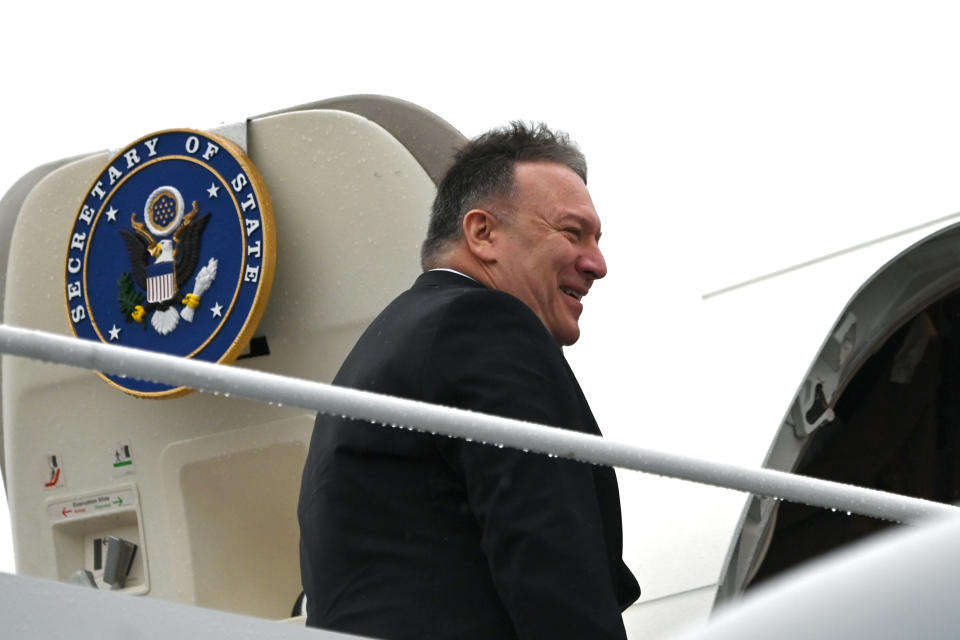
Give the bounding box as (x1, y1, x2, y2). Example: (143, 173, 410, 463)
(579, 242, 607, 280)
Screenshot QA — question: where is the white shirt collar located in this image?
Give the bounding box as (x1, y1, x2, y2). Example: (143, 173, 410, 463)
(428, 268, 476, 282)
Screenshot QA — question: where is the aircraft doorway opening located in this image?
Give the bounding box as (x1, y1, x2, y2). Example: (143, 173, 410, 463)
(750, 288, 960, 586)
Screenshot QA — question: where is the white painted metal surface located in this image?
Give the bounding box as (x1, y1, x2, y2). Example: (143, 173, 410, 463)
(0, 571, 361, 639)
(1, 102, 450, 621)
(678, 516, 960, 640)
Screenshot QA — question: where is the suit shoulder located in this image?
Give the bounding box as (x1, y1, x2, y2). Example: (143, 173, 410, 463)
(429, 288, 568, 391)
(437, 287, 550, 340)
(390, 280, 550, 345)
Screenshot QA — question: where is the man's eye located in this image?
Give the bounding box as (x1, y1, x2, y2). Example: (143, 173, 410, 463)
(563, 228, 581, 238)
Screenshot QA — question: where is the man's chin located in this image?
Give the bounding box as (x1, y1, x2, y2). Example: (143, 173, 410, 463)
(554, 325, 581, 347)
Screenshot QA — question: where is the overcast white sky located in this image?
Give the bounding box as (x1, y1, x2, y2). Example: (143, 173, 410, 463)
(4, 0, 960, 581)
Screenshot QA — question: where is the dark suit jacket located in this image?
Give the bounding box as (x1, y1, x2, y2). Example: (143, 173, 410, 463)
(298, 270, 639, 639)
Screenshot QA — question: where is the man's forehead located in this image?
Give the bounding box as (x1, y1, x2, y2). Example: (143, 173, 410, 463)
(513, 160, 585, 186)
(511, 162, 600, 226)
(512, 162, 592, 205)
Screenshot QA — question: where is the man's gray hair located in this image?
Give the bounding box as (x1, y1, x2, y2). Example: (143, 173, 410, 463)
(420, 122, 586, 269)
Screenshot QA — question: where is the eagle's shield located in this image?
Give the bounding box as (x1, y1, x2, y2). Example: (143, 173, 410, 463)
(146, 261, 176, 304)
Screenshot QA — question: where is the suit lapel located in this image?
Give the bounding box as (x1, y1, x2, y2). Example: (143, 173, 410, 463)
(559, 354, 602, 437)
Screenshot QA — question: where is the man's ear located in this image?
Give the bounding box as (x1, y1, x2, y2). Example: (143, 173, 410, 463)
(461, 209, 499, 262)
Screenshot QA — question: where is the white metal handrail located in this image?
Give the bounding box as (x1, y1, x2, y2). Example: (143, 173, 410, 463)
(0, 324, 957, 524)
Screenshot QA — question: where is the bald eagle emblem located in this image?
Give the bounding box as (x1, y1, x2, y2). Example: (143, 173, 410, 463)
(118, 185, 217, 335)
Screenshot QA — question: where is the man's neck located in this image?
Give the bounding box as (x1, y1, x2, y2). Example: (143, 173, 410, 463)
(430, 248, 496, 289)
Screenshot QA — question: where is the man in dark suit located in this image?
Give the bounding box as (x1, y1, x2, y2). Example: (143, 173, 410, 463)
(298, 122, 640, 639)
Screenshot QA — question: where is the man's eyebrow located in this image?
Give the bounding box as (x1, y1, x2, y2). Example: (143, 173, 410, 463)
(558, 213, 602, 240)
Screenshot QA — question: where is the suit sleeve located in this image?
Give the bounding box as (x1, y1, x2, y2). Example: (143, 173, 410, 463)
(429, 291, 630, 640)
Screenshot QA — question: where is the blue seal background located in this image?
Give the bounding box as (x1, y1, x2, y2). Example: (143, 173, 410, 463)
(67, 131, 267, 395)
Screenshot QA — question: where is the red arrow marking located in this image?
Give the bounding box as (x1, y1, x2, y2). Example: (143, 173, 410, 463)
(61, 507, 72, 517)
